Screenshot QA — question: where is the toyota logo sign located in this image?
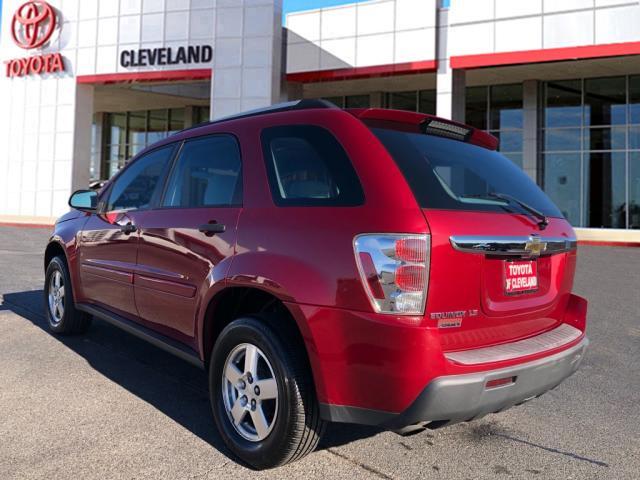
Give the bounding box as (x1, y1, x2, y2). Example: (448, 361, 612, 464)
(4, 1, 65, 77)
(11, 1, 57, 50)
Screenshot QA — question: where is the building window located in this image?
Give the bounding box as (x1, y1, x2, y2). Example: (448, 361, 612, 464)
(465, 86, 488, 129)
(194, 106, 210, 124)
(629, 153, 640, 228)
(104, 112, 128, 179)
(99, 108, 189, 180)
(418, 90, 436, 115)
(465, 84, 523, 167)
(90, 115, 101, 182)
(147, 109, 169, 145)
(321, 95, 371, 108)
(587, 152, 626, 229)
(386, 90, 436, 114)
(320, 92, 436, 113)
(345, 95, 370, 108)
(542, 76, 639, 229)
(543, 153, 581, 227)
(322, 96, 344, 107)
(389, 91, 417, 111)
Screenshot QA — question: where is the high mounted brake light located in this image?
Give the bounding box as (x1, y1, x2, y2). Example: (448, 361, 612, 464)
(422, 119, 472, 142)
(421, 118, 499, 150)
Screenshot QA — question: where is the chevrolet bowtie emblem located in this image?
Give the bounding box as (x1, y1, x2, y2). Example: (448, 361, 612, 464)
(524, 235, 547, 257)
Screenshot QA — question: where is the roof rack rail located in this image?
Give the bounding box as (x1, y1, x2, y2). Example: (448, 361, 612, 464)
(178, 99, 337, 133)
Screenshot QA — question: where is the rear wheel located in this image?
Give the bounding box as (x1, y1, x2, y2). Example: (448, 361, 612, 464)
(210, 316, 325, 469)
(44, 256, 91, 334)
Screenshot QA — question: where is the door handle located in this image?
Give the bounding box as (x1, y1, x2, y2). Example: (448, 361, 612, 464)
(120, 223, 137, 235)
(198, 223, 226, 234)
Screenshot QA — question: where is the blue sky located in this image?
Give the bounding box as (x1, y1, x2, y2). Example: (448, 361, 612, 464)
(283, 0, 370, 16)
(283, 0, 451, 14)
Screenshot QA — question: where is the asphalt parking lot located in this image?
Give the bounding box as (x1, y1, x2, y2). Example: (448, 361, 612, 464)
(0, 225, 638, 479)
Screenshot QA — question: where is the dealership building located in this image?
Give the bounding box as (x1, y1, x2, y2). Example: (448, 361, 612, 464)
(0, 0, 639, 241)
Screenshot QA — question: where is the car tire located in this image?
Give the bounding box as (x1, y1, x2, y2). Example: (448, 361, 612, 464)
(44, 256, 91, 335)
(210, 316, 326, 469)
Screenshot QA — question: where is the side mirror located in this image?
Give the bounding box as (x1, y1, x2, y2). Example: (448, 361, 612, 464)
(69, 190, 98, 212)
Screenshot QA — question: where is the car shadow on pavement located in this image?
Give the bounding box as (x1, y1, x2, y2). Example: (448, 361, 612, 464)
(1, 290, 385, 463)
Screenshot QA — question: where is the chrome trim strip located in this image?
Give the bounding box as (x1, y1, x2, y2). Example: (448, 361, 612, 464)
(449, 235, 577, 257)
(444, 323, 583, 365)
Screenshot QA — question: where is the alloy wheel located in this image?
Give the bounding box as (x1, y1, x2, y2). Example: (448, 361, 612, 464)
(222, 343, 279, 442)
(48, 270, 65, 325)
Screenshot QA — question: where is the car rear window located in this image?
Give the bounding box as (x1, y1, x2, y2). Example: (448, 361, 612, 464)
(261, 125, 364, 207)
(371, 127, 563, 217)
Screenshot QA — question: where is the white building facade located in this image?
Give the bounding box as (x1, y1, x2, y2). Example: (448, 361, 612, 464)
(0, 0, 282, 222)
(1, 0, 639, 239)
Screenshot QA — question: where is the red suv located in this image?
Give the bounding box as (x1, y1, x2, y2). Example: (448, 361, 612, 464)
(44, 101, 588, 469)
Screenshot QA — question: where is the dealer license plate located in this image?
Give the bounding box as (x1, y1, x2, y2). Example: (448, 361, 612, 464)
(504, 260, 538, 295)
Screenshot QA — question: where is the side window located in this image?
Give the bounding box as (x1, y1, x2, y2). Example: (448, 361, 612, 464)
(107, 145, 175, 212)
(260, 125, 364, 206)
(162, 135, 242, 208)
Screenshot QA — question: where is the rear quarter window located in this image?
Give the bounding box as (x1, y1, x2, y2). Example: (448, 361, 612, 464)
(260, 125, 364, 207)
(371, 127, 563, 218)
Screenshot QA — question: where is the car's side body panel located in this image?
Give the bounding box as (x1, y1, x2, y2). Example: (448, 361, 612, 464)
(132, 207, 241, 347)
(77, 211, 140, 318)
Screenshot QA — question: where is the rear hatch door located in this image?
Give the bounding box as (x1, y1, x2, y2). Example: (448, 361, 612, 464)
(369, 121, 577, 351)
(426, 210, 576, 351)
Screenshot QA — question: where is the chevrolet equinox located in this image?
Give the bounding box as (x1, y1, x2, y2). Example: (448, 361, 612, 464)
(44, 100, 588, 469)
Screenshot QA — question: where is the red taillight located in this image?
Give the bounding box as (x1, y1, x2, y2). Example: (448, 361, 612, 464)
(395, 265, 426, 292)
(354, 234, 430, 315)
(395, 238, 427, 263)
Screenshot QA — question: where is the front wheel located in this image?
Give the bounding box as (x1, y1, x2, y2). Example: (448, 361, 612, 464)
(44, 256, 91, 334)
(210, 316, 325, 469)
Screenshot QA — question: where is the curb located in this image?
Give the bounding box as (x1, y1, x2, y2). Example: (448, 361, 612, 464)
(0, 222, 53, 229)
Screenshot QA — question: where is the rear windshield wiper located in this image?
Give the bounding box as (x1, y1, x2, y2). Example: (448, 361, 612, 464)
(462, 192, 549, 230)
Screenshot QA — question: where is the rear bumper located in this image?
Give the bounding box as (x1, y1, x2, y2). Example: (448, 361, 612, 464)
(320, 336, 588, 428)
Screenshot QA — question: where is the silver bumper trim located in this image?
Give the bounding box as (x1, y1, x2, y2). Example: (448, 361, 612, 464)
(402, 337, 589, 426)
(445, 323, 583, 365)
